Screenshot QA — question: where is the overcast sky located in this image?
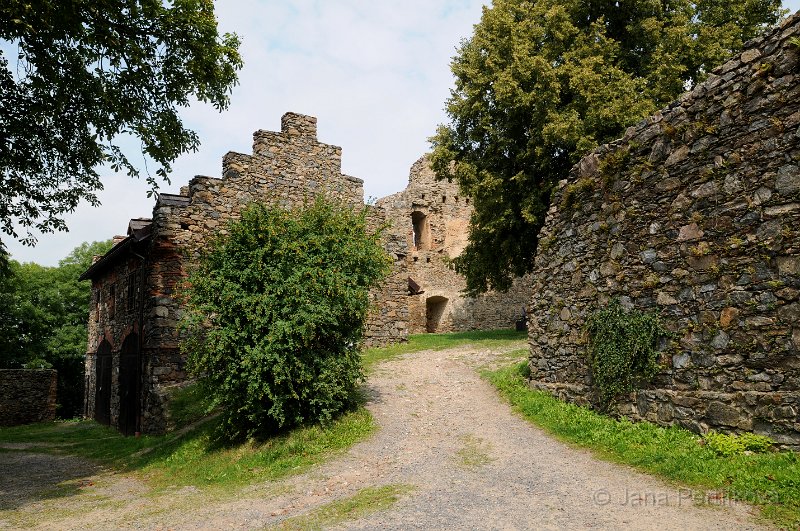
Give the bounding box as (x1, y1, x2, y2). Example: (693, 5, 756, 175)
(6, 1, 800, 265)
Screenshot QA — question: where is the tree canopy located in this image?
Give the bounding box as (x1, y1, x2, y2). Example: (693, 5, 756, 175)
(0, 0, 242, 245)
(181, 198, 391, 441)
(430, 0, 784, 294)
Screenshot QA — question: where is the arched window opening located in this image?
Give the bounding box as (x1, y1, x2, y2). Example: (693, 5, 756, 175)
(412, 211, 430, 250)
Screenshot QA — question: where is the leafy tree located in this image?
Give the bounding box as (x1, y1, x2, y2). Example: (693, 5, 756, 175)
(0, 240, 113, 417)
(181, 198, 391, 441)
(0, 0, 242, 245)
(430, 0, 783, 294)
(0, 261, 50, 368)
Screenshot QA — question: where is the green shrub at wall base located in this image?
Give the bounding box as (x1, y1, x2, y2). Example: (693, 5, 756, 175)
(180, 198, 391, 441)
(704, 430, 775, 457)
(585, 299, 669, 409)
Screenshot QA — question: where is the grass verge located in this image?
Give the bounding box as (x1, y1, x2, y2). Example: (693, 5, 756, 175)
(485, 362, 800, 528)
(362, 329, 526, 371)
(272, 484, 414, 530)
(167, 381, 217, 429)
(0, 408, 375, 495)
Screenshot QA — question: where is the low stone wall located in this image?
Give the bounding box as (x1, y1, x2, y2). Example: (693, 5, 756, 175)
(0, 370, 57, 426)
(528, 14, 800, 448)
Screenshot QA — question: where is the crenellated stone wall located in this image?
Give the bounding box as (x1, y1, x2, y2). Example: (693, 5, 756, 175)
(379, 156, 533, 333)
(84, 113, 411, 434)
(0, 370, 57, 426)
(528, 14, 800, 448)
(137, 114, 380, 431)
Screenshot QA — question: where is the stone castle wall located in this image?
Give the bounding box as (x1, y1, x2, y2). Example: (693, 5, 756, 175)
(142, 113, 409, 430)
(379, 156, 533, 333)
(527, 14, 800, 447)
(147, 113, 405, 353)
(84, 249, 145, 427)
(0, 370, 57, 426)
(364, 205, 409, 346)
(151, 111, 367, 345)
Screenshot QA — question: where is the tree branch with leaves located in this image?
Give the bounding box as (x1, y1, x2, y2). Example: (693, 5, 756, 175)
(430, 0, 783, 294)
(0, 0, 242, 245)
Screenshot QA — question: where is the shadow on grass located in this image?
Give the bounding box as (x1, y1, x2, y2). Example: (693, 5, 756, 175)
(0, 329, 522, 510)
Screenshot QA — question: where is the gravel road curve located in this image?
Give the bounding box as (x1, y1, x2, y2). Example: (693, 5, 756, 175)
(0, 343, 769, 530)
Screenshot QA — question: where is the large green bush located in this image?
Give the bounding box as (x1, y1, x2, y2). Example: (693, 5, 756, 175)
(181, 198, 391, 440)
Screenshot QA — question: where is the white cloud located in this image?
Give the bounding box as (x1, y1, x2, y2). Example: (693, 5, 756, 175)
(11, 0, 798, 265)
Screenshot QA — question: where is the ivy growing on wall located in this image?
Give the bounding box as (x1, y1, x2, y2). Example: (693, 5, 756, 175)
(585, 299, 669, 410)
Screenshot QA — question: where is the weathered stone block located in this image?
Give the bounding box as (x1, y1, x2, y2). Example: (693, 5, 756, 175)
(776, 164, 800, 195)
(719, 307, 740, 328)
(711, 331, 730, 349)
(656, 292, 679, 305)
(777, 256, 800, 276)
(705, 401, 741, 426)
(677, 223, 704, 241)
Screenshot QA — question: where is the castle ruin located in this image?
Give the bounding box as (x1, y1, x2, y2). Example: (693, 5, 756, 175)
(82, 113, 528, 435)
(379, 156, 533, 333)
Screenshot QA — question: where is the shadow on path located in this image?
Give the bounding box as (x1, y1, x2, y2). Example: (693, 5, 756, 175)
(0, 451, 102, 511)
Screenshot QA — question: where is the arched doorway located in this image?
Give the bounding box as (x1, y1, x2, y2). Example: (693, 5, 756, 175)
(118, 333, 140, 436)
(426, 296, 448, 333)
(94, 340, 112, 425)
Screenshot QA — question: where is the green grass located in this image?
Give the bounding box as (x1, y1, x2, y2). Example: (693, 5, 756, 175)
(455, 434, 494, 470)
(167, 382, 217, 429)
(362, 329, 526, 371)
(486, 362, 800, 528)
(147, 409, 375, 491)
(0, 329, 522, 498)
(272, 484, 414, 530)
(0, 408, 375, 495)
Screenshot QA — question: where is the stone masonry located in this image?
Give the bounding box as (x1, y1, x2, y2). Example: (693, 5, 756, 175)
(528, 14, 800, 448)
(0, 370, 57, 426)
(379, 156, 533, 333)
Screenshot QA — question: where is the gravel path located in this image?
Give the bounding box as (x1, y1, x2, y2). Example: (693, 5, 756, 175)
(0, 343, 769, 529)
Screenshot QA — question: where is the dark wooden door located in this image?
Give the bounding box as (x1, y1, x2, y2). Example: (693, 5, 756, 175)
(94, 340, 112, 425)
